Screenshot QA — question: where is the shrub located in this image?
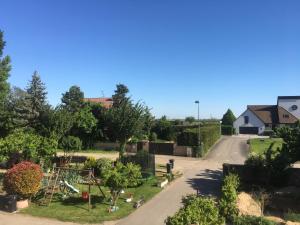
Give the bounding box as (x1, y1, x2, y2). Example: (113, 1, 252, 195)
(245, 153, 266, 168)
(219, 174, 240, 223)
(222, 125, 234, 135)
(165, 195, 224, 225)
(0, 130, 58, 163)
(84, 158, 113, 181)
(233, 215, 276, 225)
(3, 161, 43, 199)
(284, 212, 300, 222)
(149, 132, 157, 142)
(60, 135, 82, 151)
(106, 162, 142, 207)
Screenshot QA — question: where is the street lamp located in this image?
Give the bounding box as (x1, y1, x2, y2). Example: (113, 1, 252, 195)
(195, 101, 200, 146)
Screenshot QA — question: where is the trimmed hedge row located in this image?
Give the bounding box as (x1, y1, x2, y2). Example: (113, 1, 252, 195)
(177, 124, 221, 157)
(221, 125, 235, 135)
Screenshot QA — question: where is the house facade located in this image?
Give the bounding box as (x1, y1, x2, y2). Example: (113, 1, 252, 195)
(234, 96, 300, 135)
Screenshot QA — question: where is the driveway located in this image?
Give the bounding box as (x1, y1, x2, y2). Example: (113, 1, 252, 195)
(117, 135, 250, 225)
(0, 136, 250, 225)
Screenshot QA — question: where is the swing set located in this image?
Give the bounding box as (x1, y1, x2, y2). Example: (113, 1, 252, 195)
(41, 166, 106, 211)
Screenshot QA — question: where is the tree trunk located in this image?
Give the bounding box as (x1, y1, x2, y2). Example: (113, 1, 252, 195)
(119, 141, 126, 158)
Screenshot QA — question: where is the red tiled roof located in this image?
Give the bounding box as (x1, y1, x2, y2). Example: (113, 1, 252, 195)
(83, 97, 113, 108)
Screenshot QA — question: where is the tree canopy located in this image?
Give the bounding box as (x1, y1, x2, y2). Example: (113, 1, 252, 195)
(221, 109, 236, 126)
(61, 85, 84, 112)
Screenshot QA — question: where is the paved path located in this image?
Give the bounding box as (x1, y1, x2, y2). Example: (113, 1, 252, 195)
(0, 136, 250, 225)
(117, 136, 250, 225)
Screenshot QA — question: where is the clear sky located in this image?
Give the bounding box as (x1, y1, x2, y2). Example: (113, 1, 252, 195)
(1, 0, 300, 119)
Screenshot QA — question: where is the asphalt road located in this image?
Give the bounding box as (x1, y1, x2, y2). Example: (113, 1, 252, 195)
(117, 135, 250, 225)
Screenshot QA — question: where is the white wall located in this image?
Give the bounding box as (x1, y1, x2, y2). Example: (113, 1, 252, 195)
(278, 98, 300, 119)
(233, 109, 265, 134)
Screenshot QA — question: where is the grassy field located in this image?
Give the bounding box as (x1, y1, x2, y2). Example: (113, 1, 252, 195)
(22, 177, 161, 224)
(249, 138, 283, 155)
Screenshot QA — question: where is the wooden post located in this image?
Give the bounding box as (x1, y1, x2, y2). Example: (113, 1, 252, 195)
(88, 170, 91, 211)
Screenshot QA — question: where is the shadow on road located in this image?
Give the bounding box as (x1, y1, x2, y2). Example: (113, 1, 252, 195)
(186, 169, 223, 197)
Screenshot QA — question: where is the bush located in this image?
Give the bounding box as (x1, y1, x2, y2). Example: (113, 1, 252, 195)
(219, 174, 240, 223)
(121, 150, 155, 175)
(3, 161, 43, 199)
(262, 130, 275, 137)
(106, 162, 142, 207)
(0, 130, 58, 163)
(165, 195, 224, 225)
(222, 125, 234, 135)
(84, 158, 113, 181)
(233, 215, 276, 225)
(284, 212, 300, 222)
(149, 132, 157, 142)
(60, 136, 82, 157)
(245, 153, 266, 168)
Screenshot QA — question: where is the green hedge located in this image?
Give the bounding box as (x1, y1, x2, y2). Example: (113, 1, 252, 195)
(177, 124, 221, 157)
(221, 125, 234, 135)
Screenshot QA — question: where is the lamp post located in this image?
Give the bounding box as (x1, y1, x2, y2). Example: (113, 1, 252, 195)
(195, 101, 200, 146)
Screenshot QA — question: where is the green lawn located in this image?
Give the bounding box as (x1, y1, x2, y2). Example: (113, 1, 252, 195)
(21, 177, 161, 224)
(249, 138, 283, 155)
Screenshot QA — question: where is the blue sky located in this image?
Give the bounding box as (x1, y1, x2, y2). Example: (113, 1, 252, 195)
(1, 0, 300, 119)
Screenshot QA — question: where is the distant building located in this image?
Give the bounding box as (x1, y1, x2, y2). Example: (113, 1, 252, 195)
(83, 97, 113, 109)
(233, 96, 300, 135)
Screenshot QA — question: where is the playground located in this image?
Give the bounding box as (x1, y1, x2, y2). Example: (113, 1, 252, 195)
(22, 176, 161, 224)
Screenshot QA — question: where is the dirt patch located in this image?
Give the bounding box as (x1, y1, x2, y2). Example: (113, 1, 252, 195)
(237, 192, 261, 217)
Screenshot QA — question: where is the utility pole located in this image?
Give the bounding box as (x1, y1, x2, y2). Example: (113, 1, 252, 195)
(195, 100, 200, 146)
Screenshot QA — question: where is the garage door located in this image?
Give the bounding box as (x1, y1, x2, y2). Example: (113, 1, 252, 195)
(239, 127, 259, 134)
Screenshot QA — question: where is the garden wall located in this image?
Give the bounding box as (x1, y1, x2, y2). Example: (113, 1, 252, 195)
(149, 142, 174, 155)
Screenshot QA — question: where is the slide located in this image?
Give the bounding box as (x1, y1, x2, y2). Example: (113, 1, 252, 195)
(64, 181, 80, 193)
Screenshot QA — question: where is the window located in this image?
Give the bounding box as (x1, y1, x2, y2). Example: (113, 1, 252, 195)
(292, 105, 298, 111)
(244, 116, 249, 124)
(283, 114, 289, 118)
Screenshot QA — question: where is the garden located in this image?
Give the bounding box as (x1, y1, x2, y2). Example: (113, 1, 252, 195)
(0, 147, 180, 223)
(0, 30, 181, 223)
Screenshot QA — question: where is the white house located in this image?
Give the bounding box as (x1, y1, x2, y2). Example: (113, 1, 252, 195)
(234, 96, 300, 135)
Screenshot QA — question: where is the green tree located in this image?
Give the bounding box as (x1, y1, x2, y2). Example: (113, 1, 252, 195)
(47, 106, 74, 140)
(0, 30, 11, 108)
(142, 107, 155, 139)
(60, 135, 82, 159)
(106, 99, 147, 157)
(152, 116, 176, 141)
(73, 105, 98, 148)
(221, 109, 236, 126)
(106, 162, 142, 208)
(185, 116, 196, 124)
(112, 83, 129, 108)
(61, 85, 84, 112)
(0, 30, 12, 137)
(25, 71, 48, 131)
